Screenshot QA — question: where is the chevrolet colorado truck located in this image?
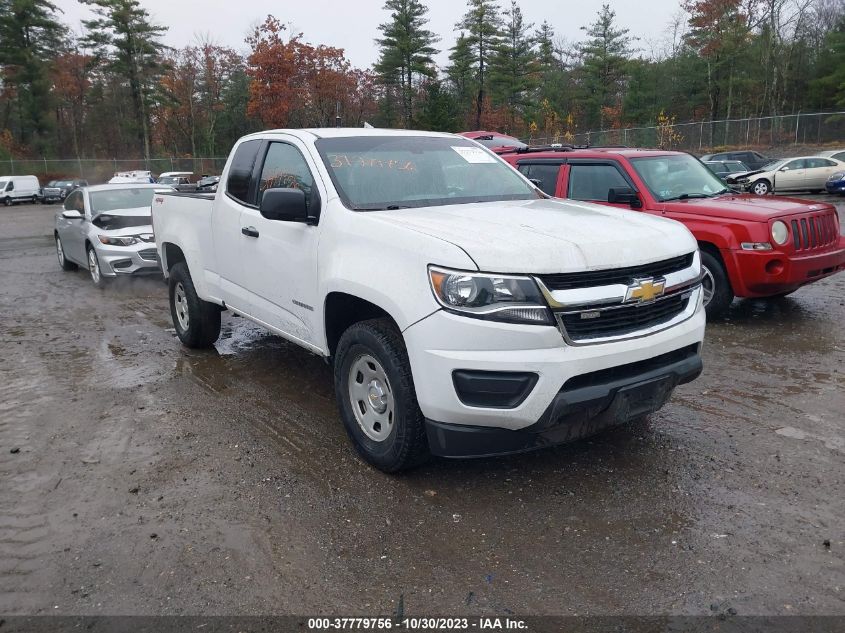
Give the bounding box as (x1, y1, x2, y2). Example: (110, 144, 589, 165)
(152, 129, 705, 472)
(502, 147, 845, 317)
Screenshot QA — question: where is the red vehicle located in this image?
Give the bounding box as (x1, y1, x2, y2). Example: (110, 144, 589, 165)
(459, 130, 527, 154)
(501, 147, 845, 317)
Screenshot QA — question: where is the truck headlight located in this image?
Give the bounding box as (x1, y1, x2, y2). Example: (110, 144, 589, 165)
(428, 266, 552, 325)
(98, 235, 139, 246)
(771, 220, 789, 245)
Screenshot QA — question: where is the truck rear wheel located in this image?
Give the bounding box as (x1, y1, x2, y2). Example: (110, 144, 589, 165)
(168, 262, 221, 348)
(334, 318, 429, 473)
(701, 250, 733, 318)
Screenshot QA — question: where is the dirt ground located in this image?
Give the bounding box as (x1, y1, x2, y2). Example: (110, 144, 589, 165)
(0, 198, 843, 617)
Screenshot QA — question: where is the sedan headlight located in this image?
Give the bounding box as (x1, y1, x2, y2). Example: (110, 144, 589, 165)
(428, 266, 552, 325)
(771, 220, 789, 245)
(98, 235, 140, 246)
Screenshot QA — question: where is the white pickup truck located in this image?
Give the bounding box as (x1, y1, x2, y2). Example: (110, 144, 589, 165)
(152, 129, 706, 472)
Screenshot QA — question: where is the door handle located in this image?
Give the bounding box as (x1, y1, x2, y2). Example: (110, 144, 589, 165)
(241, 226, 259, 238)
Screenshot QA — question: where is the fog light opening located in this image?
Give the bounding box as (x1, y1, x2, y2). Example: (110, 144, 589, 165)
(765, 259, 784, 275)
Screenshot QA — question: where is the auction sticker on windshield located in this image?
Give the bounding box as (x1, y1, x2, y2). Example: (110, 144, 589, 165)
(451, 146, 496, 163)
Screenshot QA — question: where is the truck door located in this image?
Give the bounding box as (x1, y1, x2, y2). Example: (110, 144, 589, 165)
(212, 138, 263, 310)
(237, 138, 323, 346)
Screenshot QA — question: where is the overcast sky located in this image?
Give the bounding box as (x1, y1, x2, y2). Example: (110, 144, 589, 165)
(54, 0, 683, 69)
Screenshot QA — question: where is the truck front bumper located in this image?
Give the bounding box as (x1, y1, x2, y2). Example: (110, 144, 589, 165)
(726, 238, 845, 296)
(402, 298, 706, 456)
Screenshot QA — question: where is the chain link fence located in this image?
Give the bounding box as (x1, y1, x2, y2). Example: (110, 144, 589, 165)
(527, 111, 845, 154)
(1, 157, 229, 183)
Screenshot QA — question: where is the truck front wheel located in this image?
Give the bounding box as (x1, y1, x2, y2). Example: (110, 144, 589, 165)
(701, 250, 734, 318)
(334, 318, 429, 473)
(168, 262, 221, 348)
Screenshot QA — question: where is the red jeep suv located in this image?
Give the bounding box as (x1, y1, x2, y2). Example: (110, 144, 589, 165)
(501, 147, 845, 317)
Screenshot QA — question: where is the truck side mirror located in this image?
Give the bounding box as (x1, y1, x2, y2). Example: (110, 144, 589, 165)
(608, 186, 642, 208)
(259, 188, 310, 222)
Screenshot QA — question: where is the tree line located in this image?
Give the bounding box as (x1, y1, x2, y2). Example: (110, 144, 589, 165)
(1, 0, 844, 163)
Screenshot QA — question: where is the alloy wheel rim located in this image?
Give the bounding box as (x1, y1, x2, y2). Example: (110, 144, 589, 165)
(701, 266, 715, 306)
(173, 282, 190, 331)
(348, 354, 394, 442)
(56, 237, 64, 266)
(753, 182, 767, 195)
(88, 249, 100, 284)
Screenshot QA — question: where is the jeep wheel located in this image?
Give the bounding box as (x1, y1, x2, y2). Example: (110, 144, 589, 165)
(701, 250, 733, 318)
(751, 180, 771, 195)
(334, 318, 429, 473)
(168, 262, 221, 348)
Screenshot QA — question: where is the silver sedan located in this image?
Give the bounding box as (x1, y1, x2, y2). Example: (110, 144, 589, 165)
(54, 184, 169, 287)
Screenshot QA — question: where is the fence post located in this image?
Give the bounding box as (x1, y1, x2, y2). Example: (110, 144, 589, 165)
(113, 158, 117, 174)
(794, 114, 799, 145)
(699, 121, 703, 152)
(9, 157, 13, 175)
(43, 157, 48, 175)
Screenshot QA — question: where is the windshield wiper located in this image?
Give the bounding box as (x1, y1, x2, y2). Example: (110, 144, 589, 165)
(663, 193, 711, 201)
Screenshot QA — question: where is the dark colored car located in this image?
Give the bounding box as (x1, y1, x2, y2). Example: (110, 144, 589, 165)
(700, 150, 773, 171)
(459, 131, 527, 154)
(704, 160, 748, 182)
(825, 169, 845, 195)
(42, 179, 88, 203)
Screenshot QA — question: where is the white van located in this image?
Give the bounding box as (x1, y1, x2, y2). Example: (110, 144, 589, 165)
(0, 175, 41, 206)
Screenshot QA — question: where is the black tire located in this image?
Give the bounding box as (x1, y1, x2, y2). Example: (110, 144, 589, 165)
(168, 261, 221, 348)
(750, 179, 771, 195)
(86, 244, 110, 289)
(334, 318, 429, 473)
(3, 197, 10, 206)
(701, 250, 733, 318)
(55, 233, 77, 271)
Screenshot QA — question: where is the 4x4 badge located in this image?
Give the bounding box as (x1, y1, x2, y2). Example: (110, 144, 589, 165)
(625, 277, 666, 303)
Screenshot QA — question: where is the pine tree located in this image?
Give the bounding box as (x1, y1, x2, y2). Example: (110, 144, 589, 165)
(578, 4, 633, 129)
(0, 0, 64, 153)
(447, 33, 474, 107)
(489, 0, 538, 125)
(455, 0, 503, 129)
(374, 0, 439, 127)
(81, 0, 168, 162)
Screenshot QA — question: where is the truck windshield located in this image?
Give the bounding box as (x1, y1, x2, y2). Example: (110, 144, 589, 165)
(315, 136, 537, 210)
(90, 188, 156, 213)
(630, 154, 729, 202)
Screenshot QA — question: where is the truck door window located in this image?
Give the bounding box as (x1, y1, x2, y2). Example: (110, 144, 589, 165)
(6, 181, 13, 191)
(226, 139, 262, 205)
(568, 164, 629, 201)
(258, 142, 315, 206)
(517, 163, 560, 196)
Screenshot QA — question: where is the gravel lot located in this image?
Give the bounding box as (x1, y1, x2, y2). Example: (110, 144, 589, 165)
(0, 199, 843, 616)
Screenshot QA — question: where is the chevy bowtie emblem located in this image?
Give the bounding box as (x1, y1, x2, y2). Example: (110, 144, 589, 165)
(625, 277, 666, 303)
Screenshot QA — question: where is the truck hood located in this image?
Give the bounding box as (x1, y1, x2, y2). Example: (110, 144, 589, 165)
(366, 198, 695, 274)
(663, 194, 834, 222)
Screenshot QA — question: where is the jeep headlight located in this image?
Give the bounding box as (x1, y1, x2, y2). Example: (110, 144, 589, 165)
(428, 266, 552, 325)
(771, 220, 789, 245)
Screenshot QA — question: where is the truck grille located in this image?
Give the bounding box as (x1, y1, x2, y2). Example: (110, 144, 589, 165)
(138, 248, 158, 262)
(790, 211, 839, 251)
(538, 253, 694, 290)
(558, 292, 690, 342)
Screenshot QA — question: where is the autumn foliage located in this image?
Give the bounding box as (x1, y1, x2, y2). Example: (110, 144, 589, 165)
(245, 16, 378, 129)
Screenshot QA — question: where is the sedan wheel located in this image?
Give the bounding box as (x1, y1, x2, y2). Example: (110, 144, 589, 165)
(55, 234, 77, 271)
(87, 247, 107, 287)
(752, 180, 770, 195)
